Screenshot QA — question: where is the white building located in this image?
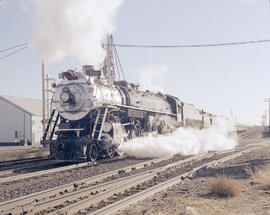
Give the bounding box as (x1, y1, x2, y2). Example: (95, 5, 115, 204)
(0, 95, 43, 146)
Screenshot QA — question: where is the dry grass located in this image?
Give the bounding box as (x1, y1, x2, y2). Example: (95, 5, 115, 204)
(208, 175, 240, 197)
(248, 164, 270, 190)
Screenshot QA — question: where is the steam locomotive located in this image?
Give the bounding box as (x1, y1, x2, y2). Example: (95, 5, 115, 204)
(41, 36, 238, 161)
(41, 62, 223, 162)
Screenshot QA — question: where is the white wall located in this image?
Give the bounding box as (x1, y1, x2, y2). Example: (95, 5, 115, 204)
(0, 98, 32, 143)
(32, 115, 43, 145)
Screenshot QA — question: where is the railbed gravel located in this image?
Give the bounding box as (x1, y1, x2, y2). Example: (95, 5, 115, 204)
(80, 154, 226, 214)
(0, 157, 151, 202)
(0, 154, 189, 202)
(0, 144, 255, 203)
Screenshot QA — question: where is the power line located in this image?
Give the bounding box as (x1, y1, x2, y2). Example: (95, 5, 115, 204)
(0, 37, 269, 61)
(0, 42, 29, 53)
(112, 39, 270, 48)
(0, 46, 29, 60)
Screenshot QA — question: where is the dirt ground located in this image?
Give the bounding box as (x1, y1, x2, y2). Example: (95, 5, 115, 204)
(119, 176, 270, 215)
(118, 129, 270, 215)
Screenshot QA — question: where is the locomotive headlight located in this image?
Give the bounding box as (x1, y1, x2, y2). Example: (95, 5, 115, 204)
(60, 92, 70, 103)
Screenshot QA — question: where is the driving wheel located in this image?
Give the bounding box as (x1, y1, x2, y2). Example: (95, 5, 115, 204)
(87, 144, 98, 162)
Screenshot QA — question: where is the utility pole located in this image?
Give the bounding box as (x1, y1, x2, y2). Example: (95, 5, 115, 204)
(42, 60, 45, 134)
(264, 98, 270, 132)
(44, 74, 55, 135)
(262, 111, 267, 131)
(46, 74, 50, 121)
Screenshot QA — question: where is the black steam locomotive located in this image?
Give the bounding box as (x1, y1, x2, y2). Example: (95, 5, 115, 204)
(41, 36, 232, 161)
(41, 63, 222, 162)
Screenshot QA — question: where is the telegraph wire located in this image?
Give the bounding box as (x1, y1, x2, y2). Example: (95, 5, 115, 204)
(1, 38, 270, 61)
(1, 38, 270, 54)
(112, 39, 270, 48)
(0, 42, 29, 53)
(0, 46, 29, 60)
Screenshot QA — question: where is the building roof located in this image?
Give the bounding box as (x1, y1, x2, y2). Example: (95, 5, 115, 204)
(0, 95, 42, 116)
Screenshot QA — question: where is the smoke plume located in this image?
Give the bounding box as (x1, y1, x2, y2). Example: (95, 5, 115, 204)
(138, 64, 168, 93)
(119, 118, 237, 158)
(0, 0, 6, 8)
(30, 0, 123, 66)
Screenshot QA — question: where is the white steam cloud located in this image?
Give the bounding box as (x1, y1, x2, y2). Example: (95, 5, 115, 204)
(119, 118, 237, 158)
(19, 0, 29, 13)
(138, 64, 168, 93)
(30, 0, 123, 66)
(0, 0, 6, 9)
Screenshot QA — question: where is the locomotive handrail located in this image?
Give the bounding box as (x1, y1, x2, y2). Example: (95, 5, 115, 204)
(115, 104, 177, 116)
(49, 113, 60, 141)
(42, 110, 55, 141)
(58, 110, 89, 113)
(57, 128, 85, 131)
(57, 82, 89, 86)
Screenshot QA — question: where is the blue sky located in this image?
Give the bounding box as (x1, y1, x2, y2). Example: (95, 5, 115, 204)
(1, 0, 270, 125)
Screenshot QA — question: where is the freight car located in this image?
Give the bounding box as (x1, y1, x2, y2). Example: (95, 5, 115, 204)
(41, 64, 222, 161)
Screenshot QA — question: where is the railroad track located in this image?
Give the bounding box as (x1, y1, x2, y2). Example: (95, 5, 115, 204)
(0, 144, 265, 215)
(89, 145, 264, 215)
(0, 130, 249, 180)
(0, 159, 75, 178)
(0, 157, 50, 171)
(0, 155, 127, 184)
(0, 154, 180, 214)
(238, 131, 249, 139)
(0, 154, 167, 184)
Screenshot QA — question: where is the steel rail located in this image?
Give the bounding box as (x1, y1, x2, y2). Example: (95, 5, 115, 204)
(7, 171, 155, 215)
(45, 171, 157, 215)
(0, 160, 93, 184)
(0, 157, 49, 169)
(50, 153, 212, 215)
(0, 156, 127, 183)
(1, 141, 264, 215)
(0, 160, 65, 177)
(0, 155, 178, 213)
(11, 152, 210, 215)
(89, 145, 265, 215)
(238, 132, 249, 139)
